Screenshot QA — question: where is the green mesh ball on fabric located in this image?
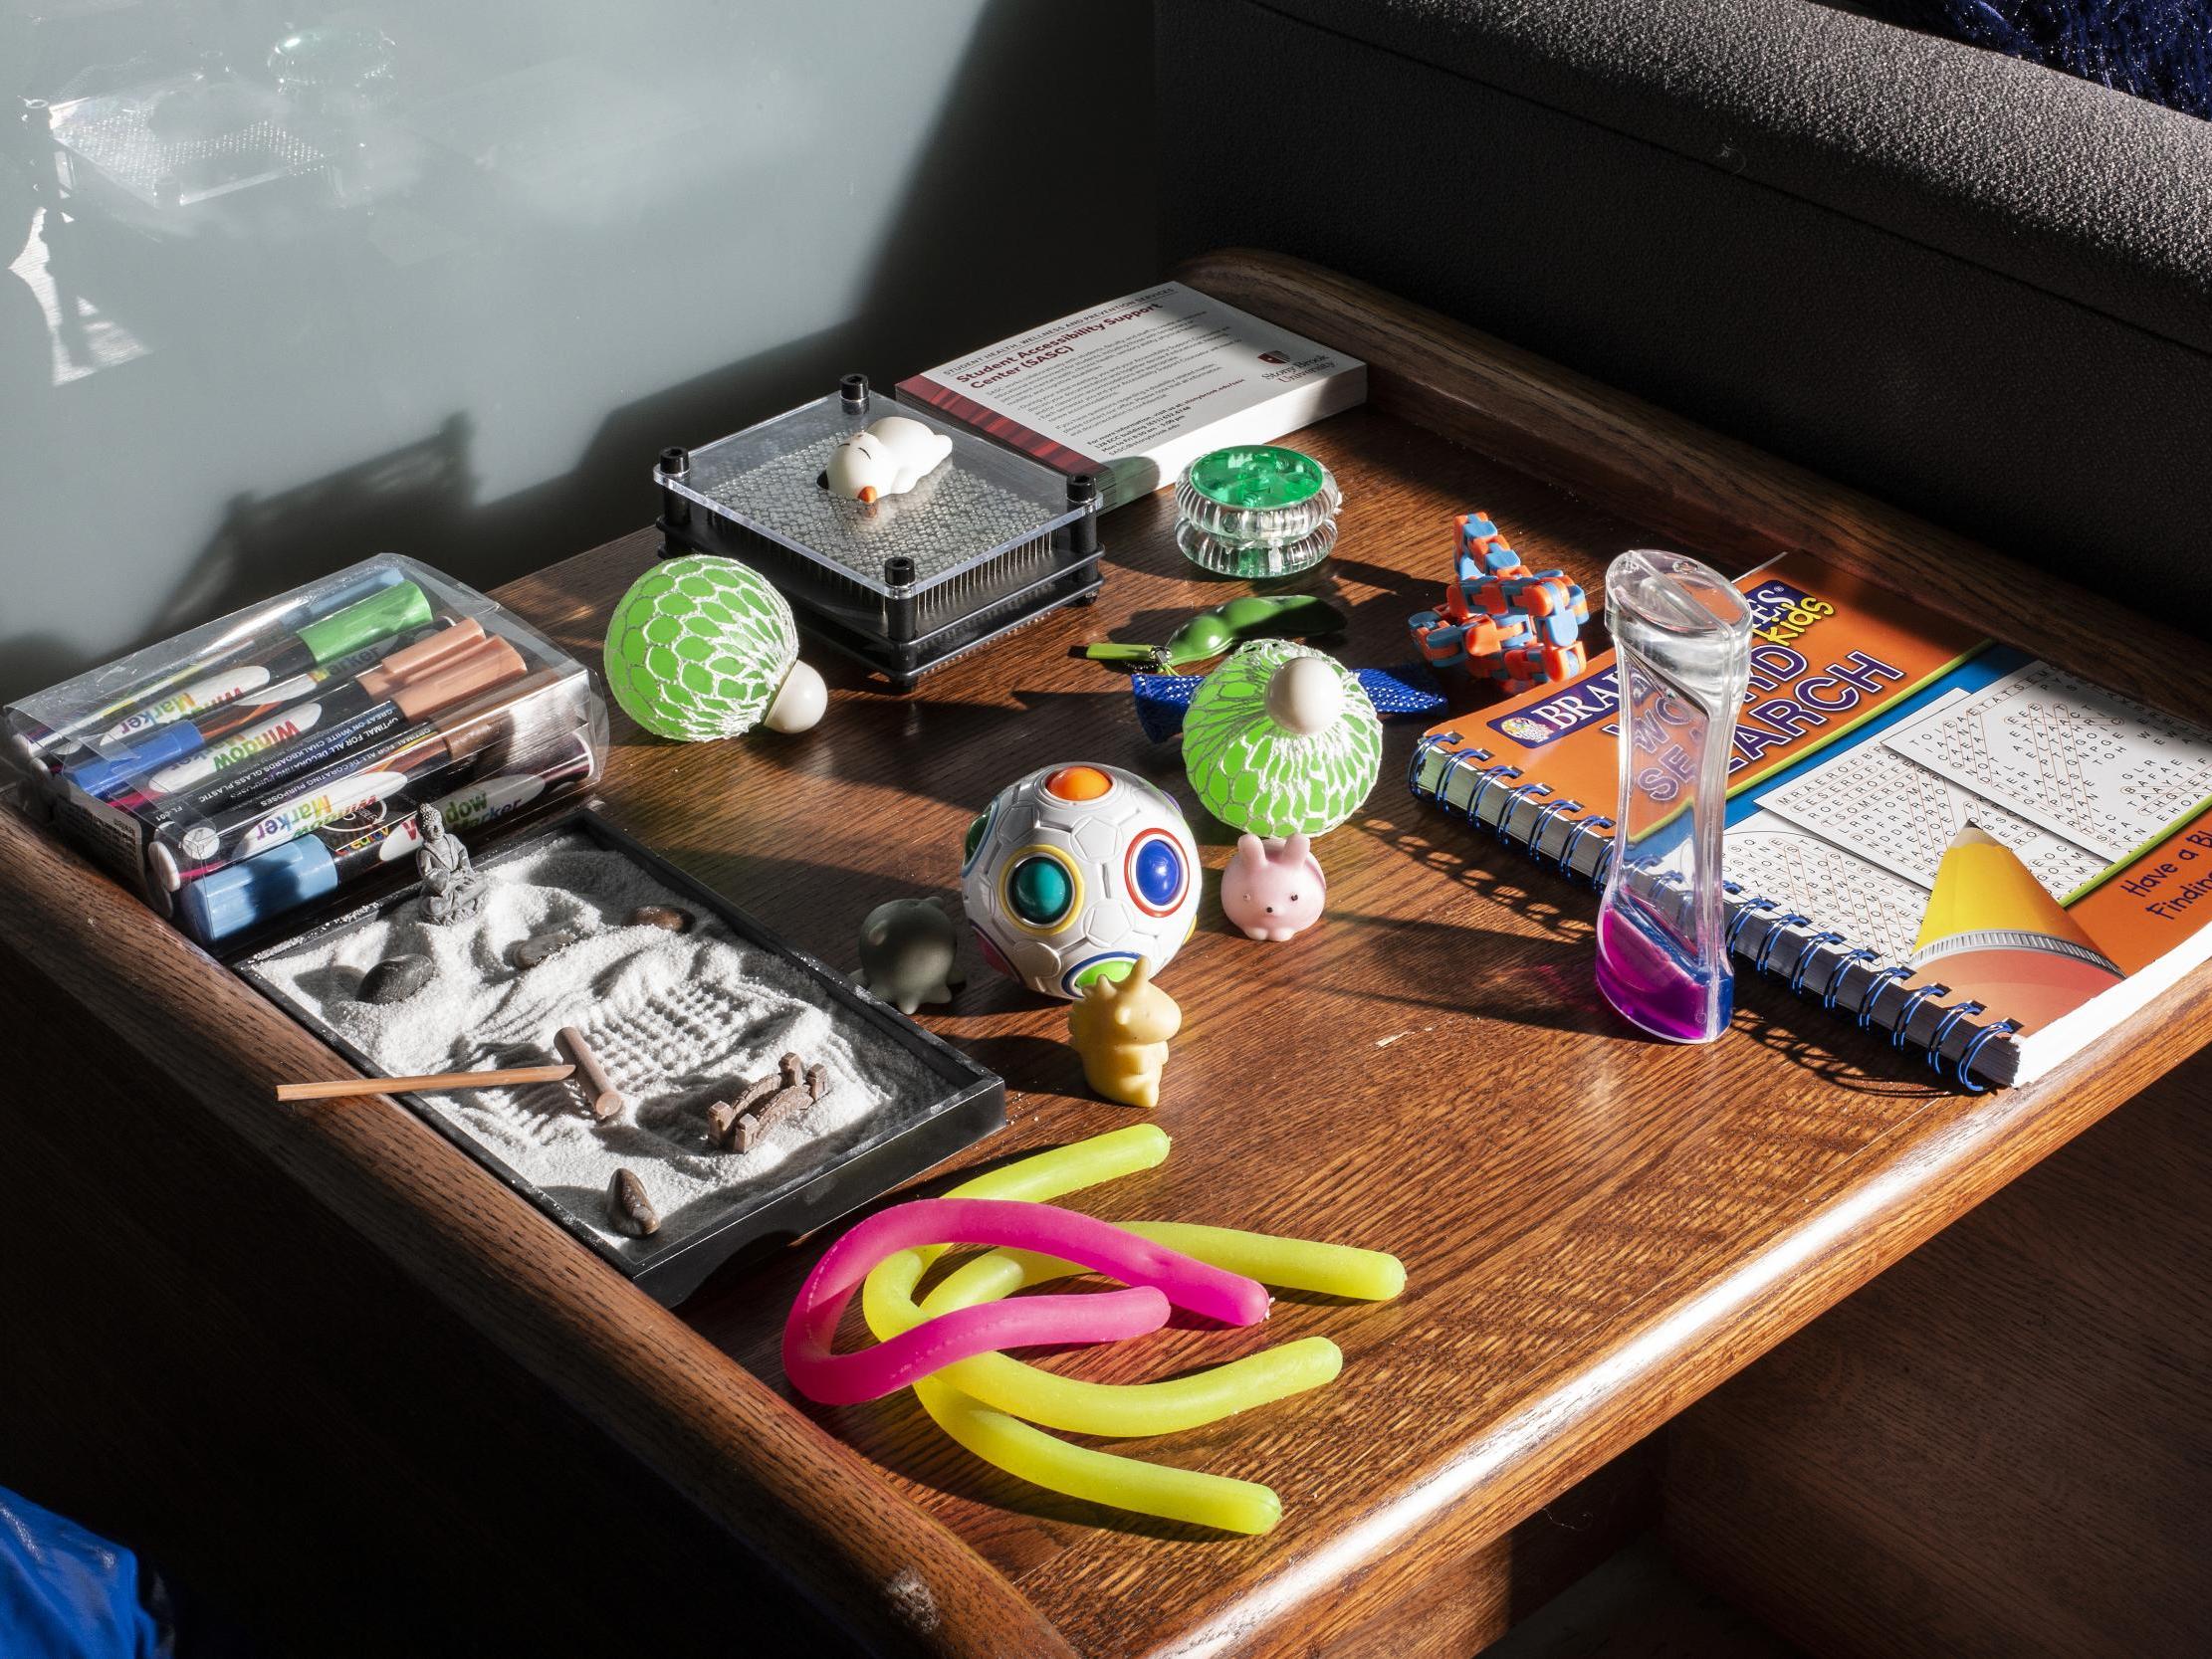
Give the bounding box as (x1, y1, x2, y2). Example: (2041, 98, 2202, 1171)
(603, 555, 799, 741)
(1183, 639, 1382, 837)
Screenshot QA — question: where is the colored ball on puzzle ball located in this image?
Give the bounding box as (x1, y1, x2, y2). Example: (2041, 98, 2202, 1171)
(603, 554, 825, 740)
(960, 762, 1202, 999)
(1182, 640, 1382, 838)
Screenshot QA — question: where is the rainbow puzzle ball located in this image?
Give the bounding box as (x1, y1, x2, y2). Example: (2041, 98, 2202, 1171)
(603, 553, 824, 741)
(961, 762, 1201, 999)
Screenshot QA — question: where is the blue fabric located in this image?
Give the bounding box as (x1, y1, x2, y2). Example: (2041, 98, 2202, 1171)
(0, 1487, 167, 1659)
(1132, 663, 1446, 741)
(1865, 2, 2211, 118)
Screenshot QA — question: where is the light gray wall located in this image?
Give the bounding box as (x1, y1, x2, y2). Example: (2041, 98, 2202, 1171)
(0, 1, 1156, 702)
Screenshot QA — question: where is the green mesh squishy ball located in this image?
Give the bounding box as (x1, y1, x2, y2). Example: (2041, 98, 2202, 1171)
(603, 555, 824, 740)
(1183, 639, 1381, 837)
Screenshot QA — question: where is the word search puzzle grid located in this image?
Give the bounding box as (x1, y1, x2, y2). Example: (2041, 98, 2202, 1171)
(1762, 694, 2109, 899)
(1885, 663, 2212, 865)
(1724, 812, 1929, 962)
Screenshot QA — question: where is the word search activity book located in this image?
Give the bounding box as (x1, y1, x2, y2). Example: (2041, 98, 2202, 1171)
(1410, 552, 2212, 1086)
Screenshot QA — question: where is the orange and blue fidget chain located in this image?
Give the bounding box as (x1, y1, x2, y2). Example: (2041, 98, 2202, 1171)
(1408, 514, 1592, 693)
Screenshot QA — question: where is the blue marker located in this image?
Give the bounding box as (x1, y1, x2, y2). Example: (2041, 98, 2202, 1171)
(177, 738, 595, 942)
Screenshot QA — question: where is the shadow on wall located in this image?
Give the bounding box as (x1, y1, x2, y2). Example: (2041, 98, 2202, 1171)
(0, 0, 1158, 703)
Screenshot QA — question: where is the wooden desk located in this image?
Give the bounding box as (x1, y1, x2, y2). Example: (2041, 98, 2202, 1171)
(4, 253, 2207, 1658)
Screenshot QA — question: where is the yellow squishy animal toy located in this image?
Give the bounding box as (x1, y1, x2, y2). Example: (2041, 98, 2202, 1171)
(1066, 958, 1182, 1110)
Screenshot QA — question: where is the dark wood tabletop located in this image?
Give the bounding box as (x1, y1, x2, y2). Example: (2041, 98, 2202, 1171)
(5, 252, 2207, 1659)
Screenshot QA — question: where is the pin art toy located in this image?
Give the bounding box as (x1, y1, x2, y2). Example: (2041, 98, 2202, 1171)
(855, 896, 965, 1014)
(1066, 957, 1181, 1110)
(1222, 833, 1326, 941)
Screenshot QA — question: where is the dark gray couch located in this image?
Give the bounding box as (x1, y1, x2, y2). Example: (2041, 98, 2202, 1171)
(1159, 0, 2212, 633)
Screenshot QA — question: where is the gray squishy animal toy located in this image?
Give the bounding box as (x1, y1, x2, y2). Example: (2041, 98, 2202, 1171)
(855, 896, 964, 1014)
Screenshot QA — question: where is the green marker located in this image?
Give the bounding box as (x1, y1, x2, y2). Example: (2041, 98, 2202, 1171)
(15, 566, 413, 766)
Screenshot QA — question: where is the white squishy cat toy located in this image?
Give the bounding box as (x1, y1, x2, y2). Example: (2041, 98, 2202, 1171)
(821, 415, 953, 504)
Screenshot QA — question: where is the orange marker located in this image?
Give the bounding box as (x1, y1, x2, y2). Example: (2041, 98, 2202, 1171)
(1911, 827, 2122, 1029)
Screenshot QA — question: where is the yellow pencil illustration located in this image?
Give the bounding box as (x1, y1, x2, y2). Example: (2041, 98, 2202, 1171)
(1911, 827, 2122, 1029)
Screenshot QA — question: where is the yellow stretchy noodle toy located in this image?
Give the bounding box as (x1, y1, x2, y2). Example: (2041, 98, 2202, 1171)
(861, 1127, 1348, 1434)
(858, 1126, 1406, 1534)
(908, 1220, 1402, 1534)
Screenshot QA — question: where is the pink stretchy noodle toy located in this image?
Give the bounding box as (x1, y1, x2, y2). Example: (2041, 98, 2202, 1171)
(783, 1197, 1270, 1405)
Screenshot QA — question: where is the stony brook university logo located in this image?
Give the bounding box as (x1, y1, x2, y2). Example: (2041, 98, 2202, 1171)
(1258, 350, 1288, 364)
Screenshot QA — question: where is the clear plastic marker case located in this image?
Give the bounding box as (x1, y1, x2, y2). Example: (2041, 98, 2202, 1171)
(3, 554, 606, 948)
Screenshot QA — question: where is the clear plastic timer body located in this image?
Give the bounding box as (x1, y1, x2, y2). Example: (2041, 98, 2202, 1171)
(1594, 550, 1753, 1044)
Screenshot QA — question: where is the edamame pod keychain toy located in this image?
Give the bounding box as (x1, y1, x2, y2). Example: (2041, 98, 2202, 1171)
(1078, 593, 1349, 673)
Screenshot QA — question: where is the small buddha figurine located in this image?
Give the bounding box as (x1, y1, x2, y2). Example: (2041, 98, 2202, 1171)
(416, 803, 486, 925)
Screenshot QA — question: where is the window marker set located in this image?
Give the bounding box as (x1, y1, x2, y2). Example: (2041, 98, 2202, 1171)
(3, 555, 607, 948)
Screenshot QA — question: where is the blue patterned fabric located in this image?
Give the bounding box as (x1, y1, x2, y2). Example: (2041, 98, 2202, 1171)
(1865, 1, 2211, 117)
(1133, 664, 1445, 741)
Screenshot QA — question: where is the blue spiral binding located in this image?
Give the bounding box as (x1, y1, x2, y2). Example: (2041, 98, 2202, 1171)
(1854, 963, 1913, 1029)
(1561, 814, 1612, 884)
(1590, 835, 1618, 884)
(1467, 763, 1523, 829)
(1530, 797, 1583, 867)
(1753, 913, 1811, 976)
(1789, 932, 1848, 996)
(1925, 999, 1984, 1072)
(1407, 730, 1460, 796)
(1726, 894, 1778, 953)
(1889, 980, 1949, 1047)
(1954, 1016, 2022, 1093)
(1500, 780, 1550, 843)
(1438, 746, 1493, 826)
(1821, 945, 1880, 1010)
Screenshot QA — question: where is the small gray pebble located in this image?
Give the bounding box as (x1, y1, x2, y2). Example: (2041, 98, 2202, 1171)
(357, 954, 433, 1004)
(511, 928, 579, 968)
(630, 904, 694, 933)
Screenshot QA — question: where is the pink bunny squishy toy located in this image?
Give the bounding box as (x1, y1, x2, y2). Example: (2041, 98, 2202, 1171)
(1222, 833, 1326, 942)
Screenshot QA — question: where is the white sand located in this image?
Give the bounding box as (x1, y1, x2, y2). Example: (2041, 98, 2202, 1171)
(248, 832, 941, 1260)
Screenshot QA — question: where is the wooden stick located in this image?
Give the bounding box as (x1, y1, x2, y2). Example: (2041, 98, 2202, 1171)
(276, 1064, 574, 1103)
(554, 1027, 625, 1122)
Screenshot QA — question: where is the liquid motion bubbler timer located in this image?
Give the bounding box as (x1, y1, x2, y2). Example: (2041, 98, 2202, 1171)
(962, 763, 1201, 999)
(1593, 549, 1752, 1044)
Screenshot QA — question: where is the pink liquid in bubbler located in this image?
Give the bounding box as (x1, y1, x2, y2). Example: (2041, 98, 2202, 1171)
(1596, 899, 1731, 1045)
